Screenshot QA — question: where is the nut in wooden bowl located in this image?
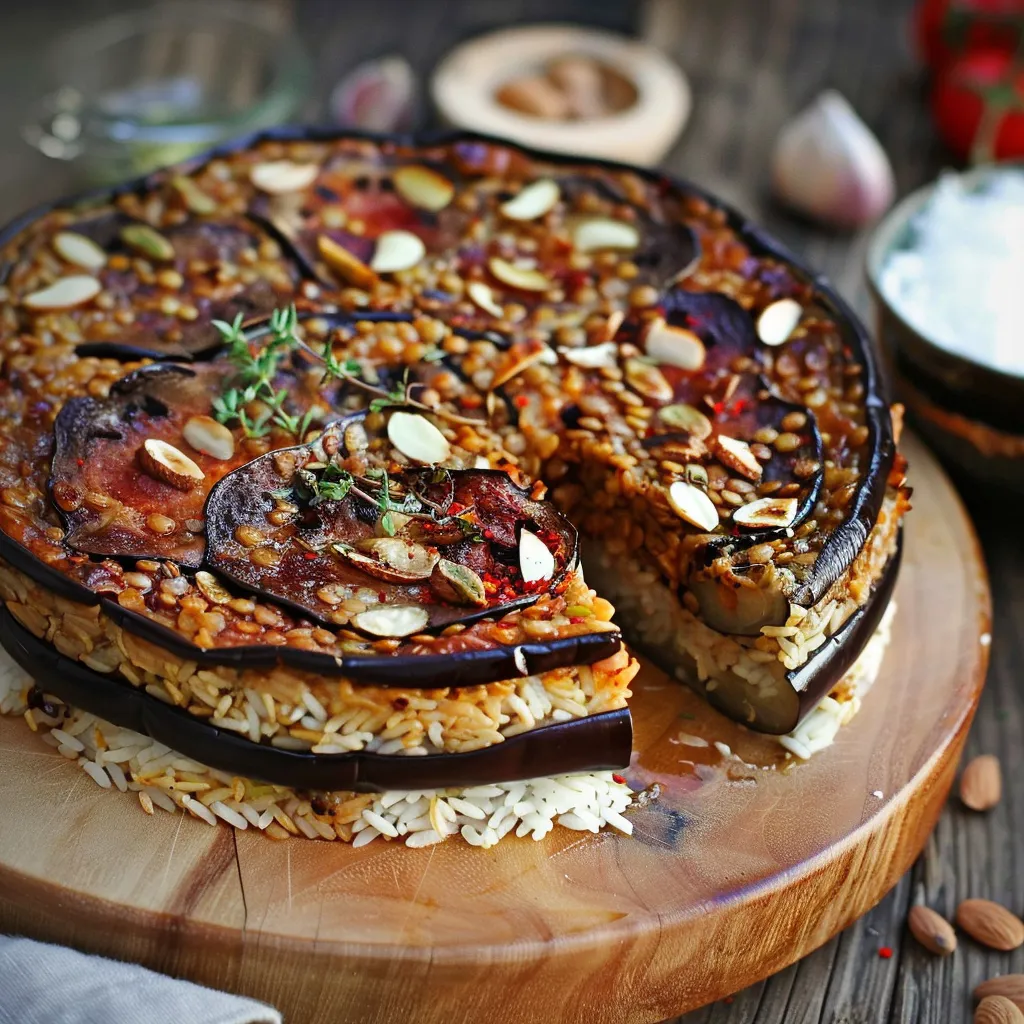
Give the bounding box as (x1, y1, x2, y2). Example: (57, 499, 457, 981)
(431, 25, 691, 166)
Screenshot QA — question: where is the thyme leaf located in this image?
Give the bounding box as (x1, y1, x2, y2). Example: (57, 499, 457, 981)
(212, 304, 317, 440)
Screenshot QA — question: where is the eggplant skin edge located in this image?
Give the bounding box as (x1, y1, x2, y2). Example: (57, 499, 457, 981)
(637, 536, 901, 735)
(0, 604, 632, 793)
(0, 126, 894, 685)
(0, 542, 624, 687)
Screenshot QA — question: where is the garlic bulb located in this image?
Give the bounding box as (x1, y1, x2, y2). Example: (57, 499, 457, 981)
(330, 56, 416, 132)
(771, 90, 895, 229)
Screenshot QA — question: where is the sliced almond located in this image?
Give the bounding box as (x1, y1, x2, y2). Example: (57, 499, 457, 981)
(318, 235, 376, 289)
(336, 539, 439, 584)
(344, 420, 369, 454)
(488, 256, 552, 292)
(732, 496, 798, 529)
(491, 346, 555, 389)
(370, 229, 425, 273)
(499, 178, 560, 221)
(961, 754, 1002, 811)
(976, 976, 1024, 1009)
(643, 318, 706, 371)
(53, 231, 107, 271)
(560, 342, 618, 369)
(195, 570, 232, 605)
(120, 224, 175, 262)
(392, 164, 455, 211)
(757, 298, 803, 346)
(712, 434, 763, 481)
(957, 899, 1024, 952)
(355, 537, 438, 577)
(431, 559, 487, 606)
(599, 309, 626, 342)
(572, 217, 640, 253)
(351, 604, 429, 638)
(182, 416, 235, 461)
(976, 996, 1024, 1024)
(667, 480, 719, 532)
(624, 357, 673, 403)
(250, 160, 319, 194)
(907, 905, 957, 957)
(23, 275, 101, 311)
(467, 280, 505, 317)
(513, 646, 529, 675)
(387, 411, 451, 465)
(659, 403, 712, 439)
(519, 529, 555, 584)
(137, 438, 204, 491)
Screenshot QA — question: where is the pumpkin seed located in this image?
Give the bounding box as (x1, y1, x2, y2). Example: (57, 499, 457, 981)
(659, 403, 712, 438)
(120, 224, 175, 262)
(430, 559, 487, 606)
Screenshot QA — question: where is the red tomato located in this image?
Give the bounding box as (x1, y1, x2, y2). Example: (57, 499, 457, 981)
(931, 47, 1024, 159)
(915, 0, 1024, 71)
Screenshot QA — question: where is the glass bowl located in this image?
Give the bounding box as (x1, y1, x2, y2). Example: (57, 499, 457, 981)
(22, 0, 310, 184)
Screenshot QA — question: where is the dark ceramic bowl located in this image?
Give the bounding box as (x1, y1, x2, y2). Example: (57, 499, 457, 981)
(866, 164, 1024, 494)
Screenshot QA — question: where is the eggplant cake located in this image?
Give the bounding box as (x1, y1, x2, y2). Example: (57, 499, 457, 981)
(0, 131, 909, 846)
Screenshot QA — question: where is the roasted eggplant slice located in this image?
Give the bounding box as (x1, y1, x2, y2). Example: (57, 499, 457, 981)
(47, 349, 356, 565)
(693, 539, 901, 734)
(205, 421, 578, 632)
(52, 212, 304, 360)
(49, 365, 240, 566)
(1, 604, 631, 792)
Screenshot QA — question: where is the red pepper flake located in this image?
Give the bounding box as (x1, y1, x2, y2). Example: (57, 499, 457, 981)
(482, 528, 493, 540)
(712, 400, 726, 415)
(612, 773, 626, 785)
(514, 395, 529, 409)
(878, 946, 892, 959)
(378, 591, 387, 602)
(569, 616, 585, 625)
(76, 458, 85, 467)
(303, 551, 318, 560)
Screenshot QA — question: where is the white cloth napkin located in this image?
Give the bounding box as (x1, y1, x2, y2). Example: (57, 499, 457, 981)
(0, 937, 282, 1024)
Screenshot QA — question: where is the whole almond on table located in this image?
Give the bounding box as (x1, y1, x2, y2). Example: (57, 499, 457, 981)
(976, 977, 1024, 1009)
(908, 904, 957, 955)
(976, 995, 1024, 1024)
(961, 754, 1003, 811)
(957, 899, 1024, 951)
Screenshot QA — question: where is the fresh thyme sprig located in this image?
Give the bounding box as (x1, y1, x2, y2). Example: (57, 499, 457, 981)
(294, 334, 485, 427)
(213, 304, 487, 440)
(211, 306, 319, 440)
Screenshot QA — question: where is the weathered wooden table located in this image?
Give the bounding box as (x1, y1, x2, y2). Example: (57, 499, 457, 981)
(0, 1, 1017, 1021)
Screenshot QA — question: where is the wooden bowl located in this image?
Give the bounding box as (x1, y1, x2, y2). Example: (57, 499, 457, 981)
(430, 25, 691, 166)
(866, 165, 1024, 494)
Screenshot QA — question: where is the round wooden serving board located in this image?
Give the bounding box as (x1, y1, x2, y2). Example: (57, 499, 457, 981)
(0, 435, 991, 1023)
